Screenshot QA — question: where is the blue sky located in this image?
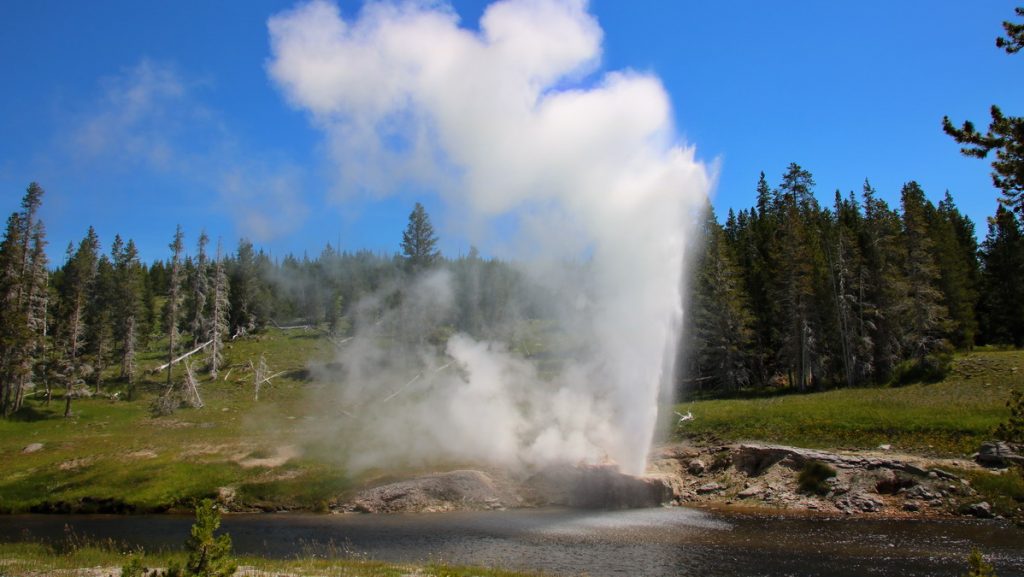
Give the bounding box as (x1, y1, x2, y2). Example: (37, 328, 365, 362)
(0, 1, 1021, 263)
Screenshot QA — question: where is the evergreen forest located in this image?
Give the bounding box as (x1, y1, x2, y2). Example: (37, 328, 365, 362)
(3, 165, 1024, 418)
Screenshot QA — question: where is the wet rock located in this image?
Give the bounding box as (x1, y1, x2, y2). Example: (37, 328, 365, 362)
(966, 502, 994, 519)
(697, 482, 724, 494)
(344, 470, 518, 513)
(22, 442, 43, 454)
(526, 465, 673, 509)
(903, 501, 920, 512)
(975, 442, 1024, 468)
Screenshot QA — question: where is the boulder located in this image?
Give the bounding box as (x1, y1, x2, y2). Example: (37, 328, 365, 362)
(975, 442, 1024, 468)
(965, 501, 994, 519)
(687, 459, 707, 475)
(737, 485, 763, 498)
(696, 482, 724, 494)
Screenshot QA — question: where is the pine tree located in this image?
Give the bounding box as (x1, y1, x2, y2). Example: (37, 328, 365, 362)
(0, 213, 28, 416)
(943, 7, 1024, 213)
(692, 204, 754, 392)
(166, 225, 185, 388)
(228, 237, 260, 336)
(830, 190, 873, 386)
(0, 183, 50, 416)
(979, 204, 1024, 345)
(401, 202, 440, 273)
(857, 182, 904, 383)
(743, 172, 779, 386)
(772, 163, 825, 390)
(931, 192, 980, 349)
(897, 182, 953, 381)
(58, 228, 100, 417)
(208, 241, 229, 378)
(183, 499, 236, 577)
(25, 221, 49, 409)
(191, 232, 210, 347)
(83, 253, 114, 393)
(111, 236, 144, 393)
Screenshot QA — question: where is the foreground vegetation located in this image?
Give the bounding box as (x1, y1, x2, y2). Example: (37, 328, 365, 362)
(0, 503, 546, 577)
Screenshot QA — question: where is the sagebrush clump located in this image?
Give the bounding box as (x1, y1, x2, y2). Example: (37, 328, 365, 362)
(798, 460, 837, 495)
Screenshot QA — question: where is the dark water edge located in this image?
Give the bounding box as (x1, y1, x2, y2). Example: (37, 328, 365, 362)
(0, 507, 1021, 577)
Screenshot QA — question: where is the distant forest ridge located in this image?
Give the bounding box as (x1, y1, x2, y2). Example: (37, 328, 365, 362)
(1, 163, 1023, 416)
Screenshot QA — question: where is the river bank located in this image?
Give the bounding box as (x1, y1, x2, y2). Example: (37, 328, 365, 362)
(313, 441, 1018, 522)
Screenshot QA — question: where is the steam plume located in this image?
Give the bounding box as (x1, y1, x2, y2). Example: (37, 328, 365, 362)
(267, 0, 711, 475)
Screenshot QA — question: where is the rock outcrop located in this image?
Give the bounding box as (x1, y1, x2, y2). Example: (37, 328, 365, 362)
(648, 443, 985, 518)
(975, 441, 1024, 468)
(341, 470, 519, 513)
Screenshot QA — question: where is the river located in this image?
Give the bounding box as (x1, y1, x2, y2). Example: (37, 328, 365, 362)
(1, 507, 1021, 576)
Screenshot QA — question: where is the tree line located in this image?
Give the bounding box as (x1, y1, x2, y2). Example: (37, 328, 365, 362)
(684, 164, 1024, 396)
(0, 193, 538, 417)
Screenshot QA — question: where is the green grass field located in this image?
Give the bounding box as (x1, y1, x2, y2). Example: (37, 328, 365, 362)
(0, 327, 1021, 514)
(672, 349, 1022, 456)
(0, 541, 547, 577)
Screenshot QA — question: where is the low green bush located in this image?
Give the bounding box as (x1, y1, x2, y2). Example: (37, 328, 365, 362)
(798, 460, 836, 495)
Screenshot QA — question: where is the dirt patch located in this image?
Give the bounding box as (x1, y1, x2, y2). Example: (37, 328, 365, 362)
(143, 418, 195, 429)
(125, 449, 158, 459)
(179, 443, 239, 459)
(58, 457, 95, 471)
(236, 445, 302, 468)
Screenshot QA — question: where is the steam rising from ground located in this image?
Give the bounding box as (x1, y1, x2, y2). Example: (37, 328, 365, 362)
(267, 0, 711, 475)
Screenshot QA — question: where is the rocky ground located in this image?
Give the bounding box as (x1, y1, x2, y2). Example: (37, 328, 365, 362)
(333, 441, 1022, 520)
(648, 442, 996, 518)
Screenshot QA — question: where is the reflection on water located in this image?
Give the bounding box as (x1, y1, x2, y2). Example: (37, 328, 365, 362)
(1, 507, 1021, 577)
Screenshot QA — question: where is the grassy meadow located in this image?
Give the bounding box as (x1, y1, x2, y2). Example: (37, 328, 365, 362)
(0, 541, 547, 577)
(0, 325, 1021, 514)
(672, 349, 1022, 456)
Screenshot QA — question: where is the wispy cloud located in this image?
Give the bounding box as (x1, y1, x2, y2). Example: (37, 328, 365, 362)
(219, 163, 309, 242)
(69, 59, 212, 172)
(66, 59, 309, 241)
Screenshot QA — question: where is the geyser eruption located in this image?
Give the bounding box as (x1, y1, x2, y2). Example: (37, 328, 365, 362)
(268, 0, 711, 475)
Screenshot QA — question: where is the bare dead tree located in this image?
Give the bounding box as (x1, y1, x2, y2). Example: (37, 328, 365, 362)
(181, 359, 204, 409)
(208, 240, 229, 379)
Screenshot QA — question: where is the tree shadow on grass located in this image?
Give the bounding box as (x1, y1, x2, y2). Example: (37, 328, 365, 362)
(10, 404, 57, 422)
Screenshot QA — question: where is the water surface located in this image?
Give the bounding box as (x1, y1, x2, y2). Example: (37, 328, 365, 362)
(1, 508, 1021, 576)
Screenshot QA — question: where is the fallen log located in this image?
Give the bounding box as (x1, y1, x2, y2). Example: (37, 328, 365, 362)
(151, 340, 212, 373)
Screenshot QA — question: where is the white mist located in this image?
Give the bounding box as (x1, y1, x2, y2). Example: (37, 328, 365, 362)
(268, 0, 711, 475)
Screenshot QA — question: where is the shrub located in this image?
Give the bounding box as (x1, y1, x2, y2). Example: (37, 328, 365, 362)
(994, 389, 1023, 443)
(965, 548, 997, 577)
(150, 391, 180, 417)
(798, 460, 837, 495)
(120, 555, 146, 577)
(184, 499, 236, 577)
